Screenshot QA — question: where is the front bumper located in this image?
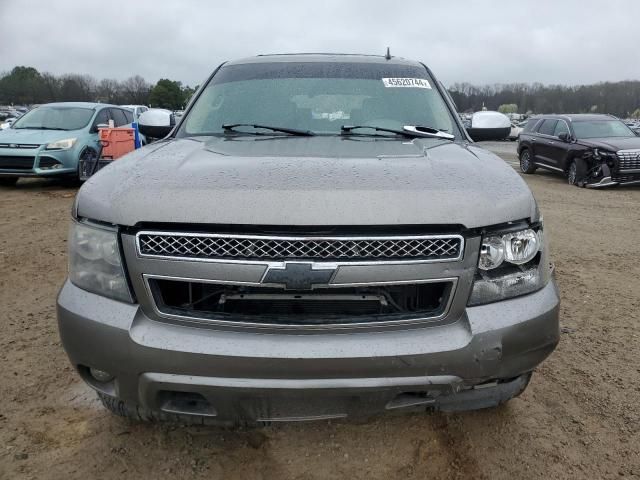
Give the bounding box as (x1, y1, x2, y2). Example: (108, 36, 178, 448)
(57, 277, 560, 422)
(0, 148, 77, 177)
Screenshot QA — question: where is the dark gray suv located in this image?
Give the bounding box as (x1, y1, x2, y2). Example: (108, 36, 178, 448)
(518, 114, 640, 187)
(57, 54, 559, 424)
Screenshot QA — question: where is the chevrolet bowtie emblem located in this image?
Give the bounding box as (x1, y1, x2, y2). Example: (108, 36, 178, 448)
(262, 262, 336, 290)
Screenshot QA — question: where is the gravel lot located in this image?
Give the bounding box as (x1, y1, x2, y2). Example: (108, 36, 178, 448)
(1, 141, 639, 479)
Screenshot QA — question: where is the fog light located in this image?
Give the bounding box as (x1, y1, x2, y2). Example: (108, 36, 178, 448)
(89, 368, 114, 383)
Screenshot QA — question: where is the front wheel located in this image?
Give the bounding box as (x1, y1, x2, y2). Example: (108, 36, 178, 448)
(567, 159, 587, 187)
(519, 149, 536, 174)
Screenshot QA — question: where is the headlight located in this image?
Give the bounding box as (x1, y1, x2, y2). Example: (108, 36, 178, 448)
(592, 148, 615, 161)
(469, 226, 550, 306)
(478, 228, 540, 270)
(46, 137, 77, 150)
(68, 221, 133, 303)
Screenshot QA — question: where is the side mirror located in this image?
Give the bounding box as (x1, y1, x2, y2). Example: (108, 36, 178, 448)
(138, 109, 175, 138)
(558, 132, 571, 142)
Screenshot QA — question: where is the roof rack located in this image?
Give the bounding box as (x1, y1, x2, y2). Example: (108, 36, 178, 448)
(256, 52, 387, 58)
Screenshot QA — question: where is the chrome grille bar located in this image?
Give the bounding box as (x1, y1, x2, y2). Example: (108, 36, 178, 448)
(0, 143, 40, 149)
(617, 149, 640, 172)
(136, 231, 464, 262)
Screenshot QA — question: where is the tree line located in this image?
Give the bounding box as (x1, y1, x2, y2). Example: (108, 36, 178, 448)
(449, 81, 640, 118)
(3, 65, 640, 118)
(0, 66, 197, 110)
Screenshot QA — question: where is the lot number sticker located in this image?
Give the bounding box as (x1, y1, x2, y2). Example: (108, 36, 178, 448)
(382, 78, 431, 89)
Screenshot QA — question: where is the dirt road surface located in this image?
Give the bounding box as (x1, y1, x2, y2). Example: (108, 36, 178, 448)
(1, 142, 639, 479)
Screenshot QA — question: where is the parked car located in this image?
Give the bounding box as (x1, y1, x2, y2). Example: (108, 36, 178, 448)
(120, 104, 149, 121)
(121, 104, 149, 144)
(508, 122, 523, 141)
(0, 102, 135, 185)
(518, 114, 640, 187)
(0, 116, 18, 129)
(57, 54, 559, 424)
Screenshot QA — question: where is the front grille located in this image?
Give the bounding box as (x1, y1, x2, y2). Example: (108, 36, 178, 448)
(616, 149, 640, 171)
(0, 156, 35, 170)
(137, 232, 463, 262)
(0, 143, 39, 149)
(148, 278, 453, 326)
(612, 173, 640, 184)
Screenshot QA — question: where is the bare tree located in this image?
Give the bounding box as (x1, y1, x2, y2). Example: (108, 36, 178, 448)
(120, 75, 151, 104)
(97, 78, 120, 104)
(58, 74, 96, 101)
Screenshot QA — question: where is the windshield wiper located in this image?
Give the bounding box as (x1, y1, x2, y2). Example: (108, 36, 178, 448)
(341, 125, 455, 140)
(222, 123, 315, 136)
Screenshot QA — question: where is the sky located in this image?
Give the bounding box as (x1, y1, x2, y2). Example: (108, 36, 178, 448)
(1, 0, 639, 88)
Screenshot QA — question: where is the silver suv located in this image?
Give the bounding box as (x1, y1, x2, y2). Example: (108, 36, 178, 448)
(57, 54, 559, 424)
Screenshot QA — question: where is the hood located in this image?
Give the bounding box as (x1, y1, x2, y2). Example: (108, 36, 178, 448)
(579, 136, 640, 151)
(77, 136, 537, 229)
(0, 127, 84, 145)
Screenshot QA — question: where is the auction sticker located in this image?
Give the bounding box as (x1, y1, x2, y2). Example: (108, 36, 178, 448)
(382, 78, 431, 89)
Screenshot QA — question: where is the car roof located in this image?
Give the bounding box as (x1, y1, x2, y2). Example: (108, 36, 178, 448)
(225, 53, 424, 68)
(534, 113, 617, 122)
(37, 102, 114, 109)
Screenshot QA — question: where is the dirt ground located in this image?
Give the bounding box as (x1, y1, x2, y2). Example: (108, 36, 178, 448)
(1, 142, 639, 480)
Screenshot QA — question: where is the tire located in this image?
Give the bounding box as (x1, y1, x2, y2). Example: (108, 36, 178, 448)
(567, 159, 587, 187)
(519, 149, 536, 174)
(0, 177, 18, 186)
(61, 161, 88, 187)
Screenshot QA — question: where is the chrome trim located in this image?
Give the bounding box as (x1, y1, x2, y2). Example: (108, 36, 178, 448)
(142, 273, 458, 330)
(617, 179, 640, 186)
(402, 126, 455, 140)
(0, 143, 40, 149)
(616, 149, 640, 172)
(585, 176, 618, 189)
(259, 261, 338, 287)
(135, 231, 465, 266)
(533, 163, 564, 173)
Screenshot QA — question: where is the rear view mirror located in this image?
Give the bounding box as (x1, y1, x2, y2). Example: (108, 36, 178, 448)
(138, 109, 175, 138)
(558, 132, 571, 142)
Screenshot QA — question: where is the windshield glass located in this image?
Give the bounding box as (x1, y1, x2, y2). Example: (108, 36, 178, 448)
(572, 120, 635, 139)
(179, 62, 458, 137)
(12, 106, 94, 130)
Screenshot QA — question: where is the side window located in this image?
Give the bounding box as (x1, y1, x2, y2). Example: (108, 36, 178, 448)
(523, 118, 540, 133)
(538, 119, 558, 136)
(554, 121, 570, 137)
(93, 109, 110, 128)
(122, 109, 134, 123)
(110, 108, 128, 127)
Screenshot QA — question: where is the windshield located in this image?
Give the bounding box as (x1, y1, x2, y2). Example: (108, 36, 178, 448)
(572, 119, 635, 139)
(12, 106, 95, 131)
(178, 62, 458, 137)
